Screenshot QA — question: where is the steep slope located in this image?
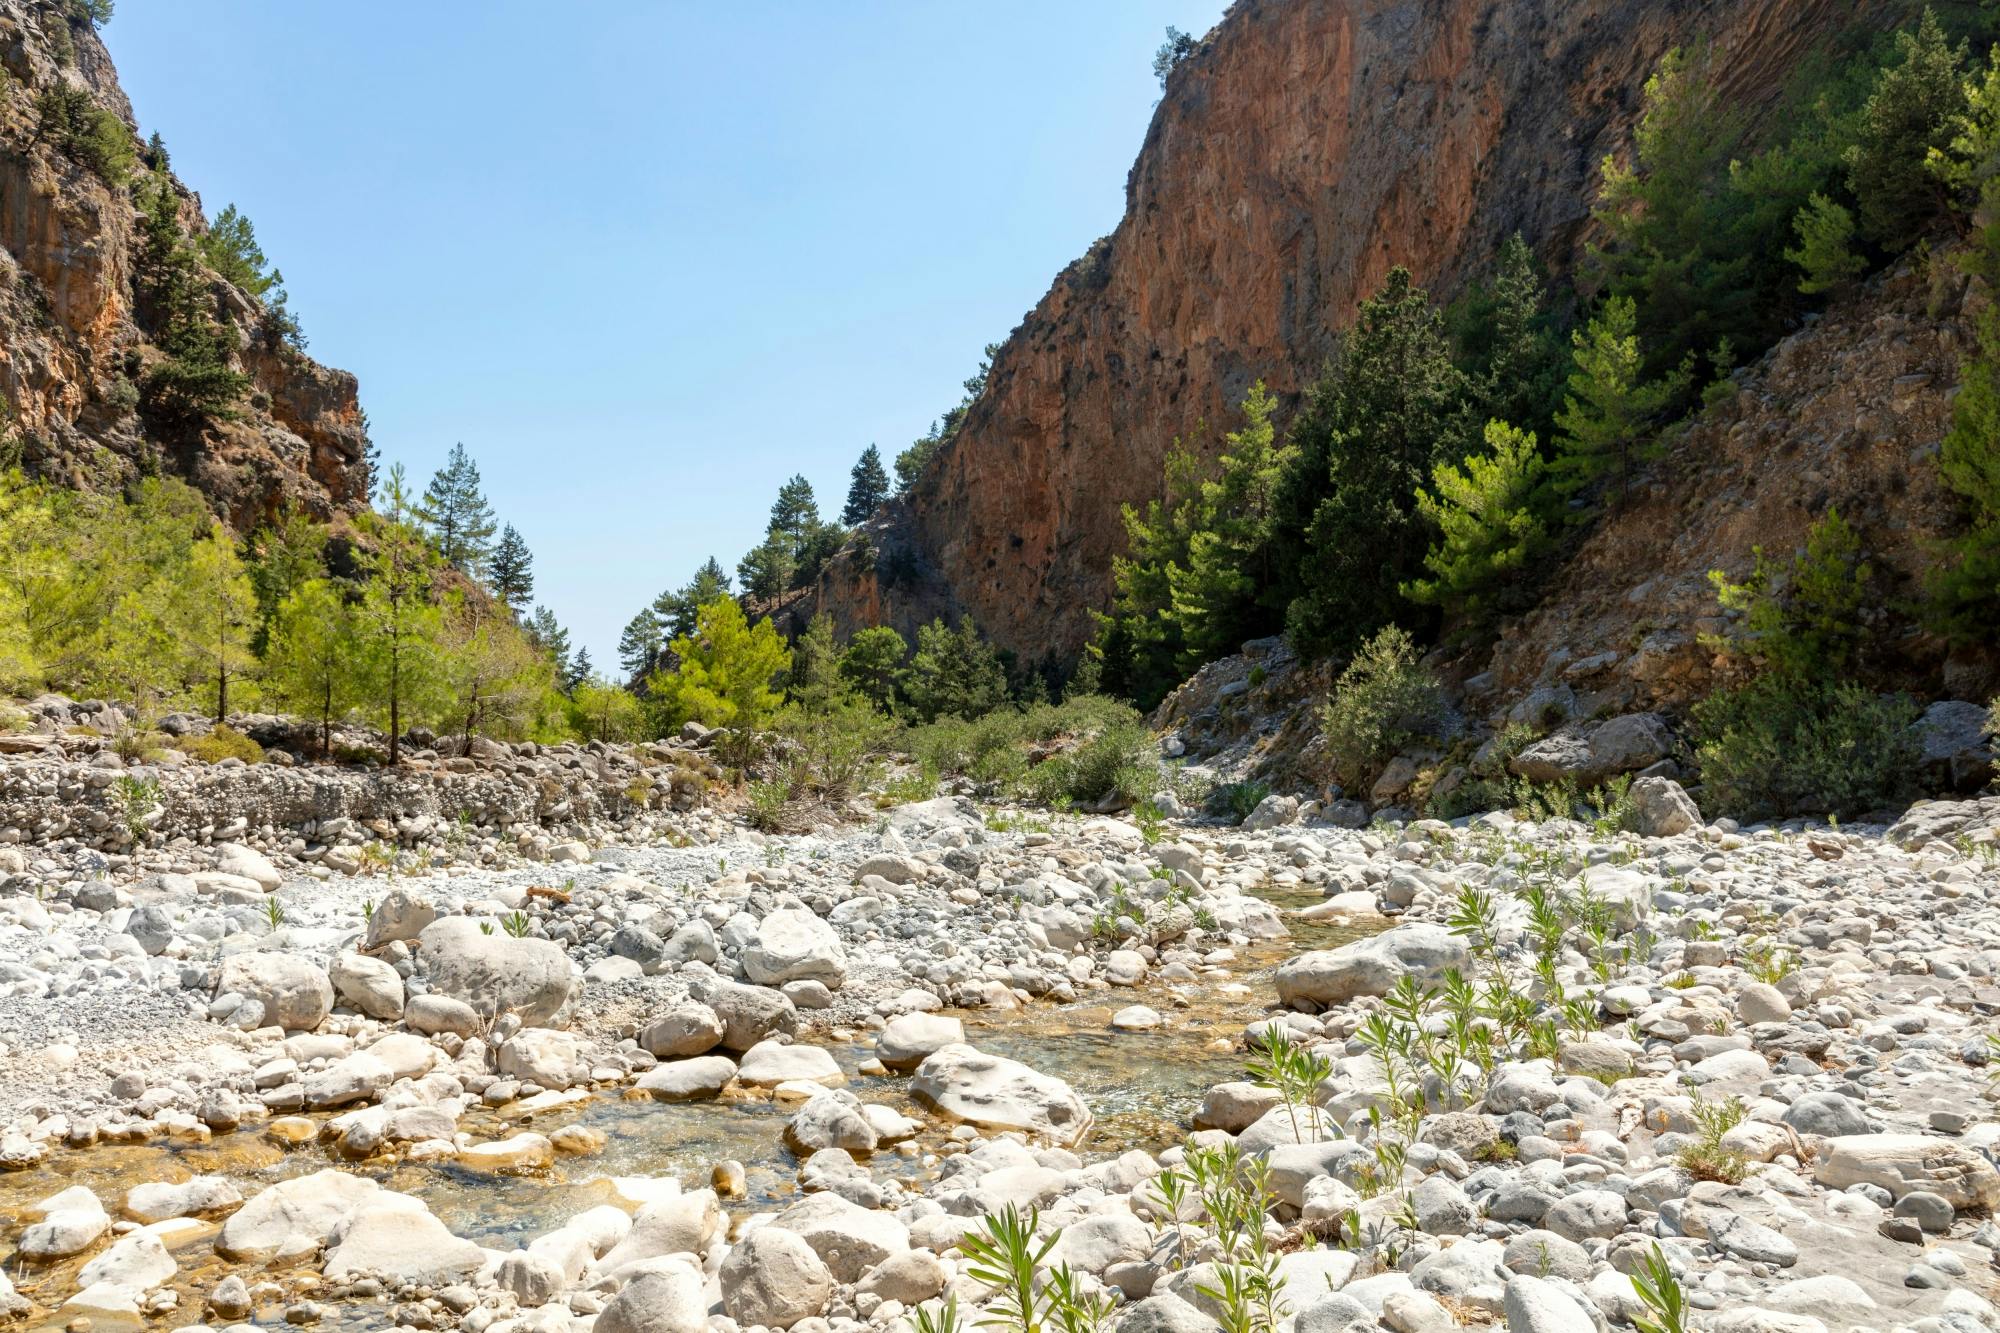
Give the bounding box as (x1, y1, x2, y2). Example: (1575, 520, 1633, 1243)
(0, 0, 369, 525)
(807, 0, 1905, 666)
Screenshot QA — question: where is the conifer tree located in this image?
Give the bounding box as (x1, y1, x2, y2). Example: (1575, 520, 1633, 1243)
(1847, 9, 1966, 246)
(419, 443, 498, 576)
(488, 523, 534, 612)
(769, 475, 820, 548)
(1404, 420, 1550, 623)
(839, 625, 907, 711)
(737, 530, 796, 601)
(618, 608, 663, 679)
(355, 465, 445, 764)
(843, 445, 891, 524)
(646, 598, 789, 731)
(904, 617, 1008, 723)
(525, 605, 572, 680)
(567, 647, 592, 694)
(264, 578, 360, 757)
(1549, 296, 1687, 505)
(179, 522, 257, 721)
(787, 613, 844, 708)
(654, 558, 732, 639)
(1167, 382, 1294, 665)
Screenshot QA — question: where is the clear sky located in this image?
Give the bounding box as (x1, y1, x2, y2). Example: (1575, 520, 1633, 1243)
(103, 2, 1231, 670)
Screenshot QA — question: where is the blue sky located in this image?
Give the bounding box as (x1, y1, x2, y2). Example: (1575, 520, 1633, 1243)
(104, 2, 1230, 668)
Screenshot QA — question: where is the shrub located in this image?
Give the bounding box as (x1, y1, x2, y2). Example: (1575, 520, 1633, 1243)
(1209, 780, 1271, 822)
(1846, 9, 1966, 246)
(36, 85, 135, 183)
(1022, 717, 1159, 808)
(1706, 508, 1871, 679)
(1691, 675, 1919, 821)
(776, 697, 897, 806)
(1319, 626, 1446, 789)
(903, 694, 1152, 807)
(745, 779, 788, 833)
(175, 723, 263, 764)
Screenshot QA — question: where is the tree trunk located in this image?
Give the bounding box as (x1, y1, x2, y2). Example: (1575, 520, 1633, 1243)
(215, 658, 227, 723)
(389, 637, 401, 765)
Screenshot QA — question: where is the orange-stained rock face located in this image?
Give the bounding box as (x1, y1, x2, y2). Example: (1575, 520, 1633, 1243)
(808, 0, 1900, 666)
(0, 1, 368, 526)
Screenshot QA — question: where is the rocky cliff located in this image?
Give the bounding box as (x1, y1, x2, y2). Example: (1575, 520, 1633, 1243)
(807, 0, 1907, 665)
(0, 0, 369, 525)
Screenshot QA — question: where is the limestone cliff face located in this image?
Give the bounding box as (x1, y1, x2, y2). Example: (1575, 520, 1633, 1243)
(0, 0, 369, 525)
(808, 0, 1902, 664)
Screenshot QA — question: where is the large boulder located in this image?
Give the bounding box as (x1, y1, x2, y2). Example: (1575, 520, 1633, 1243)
(1274, 924, 1468, 1007)
(910, 1043, 1092, 1146)
(742, 908, 847, 989)
(598, 1191, 725, 1272)
(419, 918, 575, 1026)
(1814, 1134, 2000, 1210)
(329, 952, 405, 1021)
(1627, 777, 1701, 837)
(737, 1039, 844, 1087)
(214, 842, 283, 890)
(20, 1186, 110, 1259)
(771, 1191, 910, 1282)
(635, 1056, 737, 1101)
(324, 1195, 485, 1285)
(721, 1226, 832, 1330)
(702, 979, 800, 1051)
(1914, 699, 1996, 792)
(365, 889, 438, 948)
(596, 1258, 709, 1333)
(497, 1028, 591, 1090)
(875, 1013, 964, 1071)
(218, 1170, 383, 1262)
(639, 1003, 725, 1058)
(217, 951, 334, 1031)
(1511, 713, 1672, 787)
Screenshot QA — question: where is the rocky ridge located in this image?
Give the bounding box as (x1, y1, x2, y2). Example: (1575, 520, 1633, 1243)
(806, 0, 1909, 669)
(0, 0, 370, 525)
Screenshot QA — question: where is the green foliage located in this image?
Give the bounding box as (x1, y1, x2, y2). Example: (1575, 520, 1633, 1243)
(1319, 626, 1445, 790)
(524, 605, 575, 686)
(1847, 9, 1966, 245)
(435, 595, 553, 746)
(67, 0, 114, 26)
(177, 723, 262, 764)
(197, 205, 281, 298)
(263, 578, 360, 755)
(618, 608, 663, 680)
(905, 694, 1148, 806)
(840, 625, 908, 711)
(654, 558, 732, 639)
(1550, 296, 1688, 505)
(1209, 780, 1270, 823)
(1691, 676, 1920, 821)
(1448, 232, 1568, 441)
(137, 184, 250, 424)
(1153, 26, 1197, 85)
(1932, 182, 2000, 639)
(843, 444, 891, 525)
(786, 613, 844, 708)
(36, 85, 134, 183)
(735, 527, 795, 601)
(488, 523, 534, 614)
(1021, 715, 1158, 808)
(1098, 384, 1293, 704)
(1403, 419, 1550, 623)
(1630, 1245, 1691, 1333)
(645, 597, 789, 733)
(246, 507, 328, 656)
(570, 679, 646, 742)
(352, 467, 446, 763)
(418, 443, 499, 577)
(1786, 193, 1867, 293)
(1272, 268, 1473, 658)
(895, 344, 997, 494)
(904, 616, 1009, 723)
(181, 522, 257, 720)
(1676, 1089, 1750, 1184)
(1706, 508, 1872, 678)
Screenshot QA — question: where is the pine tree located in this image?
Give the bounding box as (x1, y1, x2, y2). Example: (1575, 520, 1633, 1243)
(904, 617, 1008, 723)
(1403, 420, 1551, 623)
(1452, 233, 1566, 441)
(436, 595, 548, 747)
(1168, 382, 1294, 665)
(769, 475, 820, 547)
(788, 613, 844, 708)
(418, 443, 499, 576)
(1550, 296, 1689, 506)
(647, 598, 789, 731)
(1847, 9, 1966, 246)
(1929, 185, 2000, 640)
(525, 605, 572, 680)
(567, 647, 592, 694)
(246, 507, 327, 656)
(1786, 194, 1866, 294)
(488, 523, 534, 612)
(1271, 267, 1474, 658)
(843, 445, 891, 524)
(839, 625, 907, 711)
(737, 530, 796, 601)
(354, 465, 445, 765)
(654, 558, 732, 640)
(178, 522, 257, 721)
(264, 579, 360, 757)
(618, 608, 663, 679)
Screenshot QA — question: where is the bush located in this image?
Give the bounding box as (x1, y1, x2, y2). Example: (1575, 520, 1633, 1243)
(903, 694, 1153, 807)
(36, 85, 135, 183)
(1320, 626, 1446, 789)
(1691, 675, 1919, 821)
(776, 698, 897, 806)
(175, 723, 262, 764)
(1209, 779, 1271, 822)
(1021, 718, 1159, 808)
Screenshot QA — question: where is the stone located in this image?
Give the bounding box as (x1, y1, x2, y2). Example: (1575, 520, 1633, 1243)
(787, 1091, 879, 1154)
(639, 1003, 725, 1058)
(858, 1248, 947, 1304)
(1914, 699, 1996, 791)
(771, 1190, 911, 1281)
(216, 951, 333, 1031)
(418, 917, 575, 1026)
(127, 904, 175, 955)
(1117, 1293, 1224, 1333)
(1197, 1081, 1283, 1134)
(704, 979, 800, 1050)
(1502, 1274, 1596, 1333)
(1410, 1239, 1508, 1316)
(303, 1053, 394, 1109)
(1814, 1134, 2000, 1209)
(875, 1013, 964, 1070)
(214, 841, 283, 890)
(1782, 1092, 1869, 1139)
(910, 1043, 1093, 1146)
(1274, 924, 1469, 1006)
(457, 1134, 556, 1172)
(365, 888, 438, 947)
(123, 1175, 242, 1224)
(1736, 982, 1792, 1025)
(635, 1055, 737, 1101)
(324, 1196, 485, 1284)
(1542, 1190, 1626, 1242)
(594, 1258, 709, 1333)
(498, 1028, 591, 1091)
(405, 993, 484, 1038)
(1627, 777, 1701, 837)
(599, 1191, 724, 1271)
(737, 1039, 844, 1087)
(21, 1185, 110, 1258)
(743, 907, 847, 988)
(218, 1170, 382, 1262)
(1242, 794, 1300, 830)
(329, 952, 405, 1021)
(720, 1225, 832, 1330)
